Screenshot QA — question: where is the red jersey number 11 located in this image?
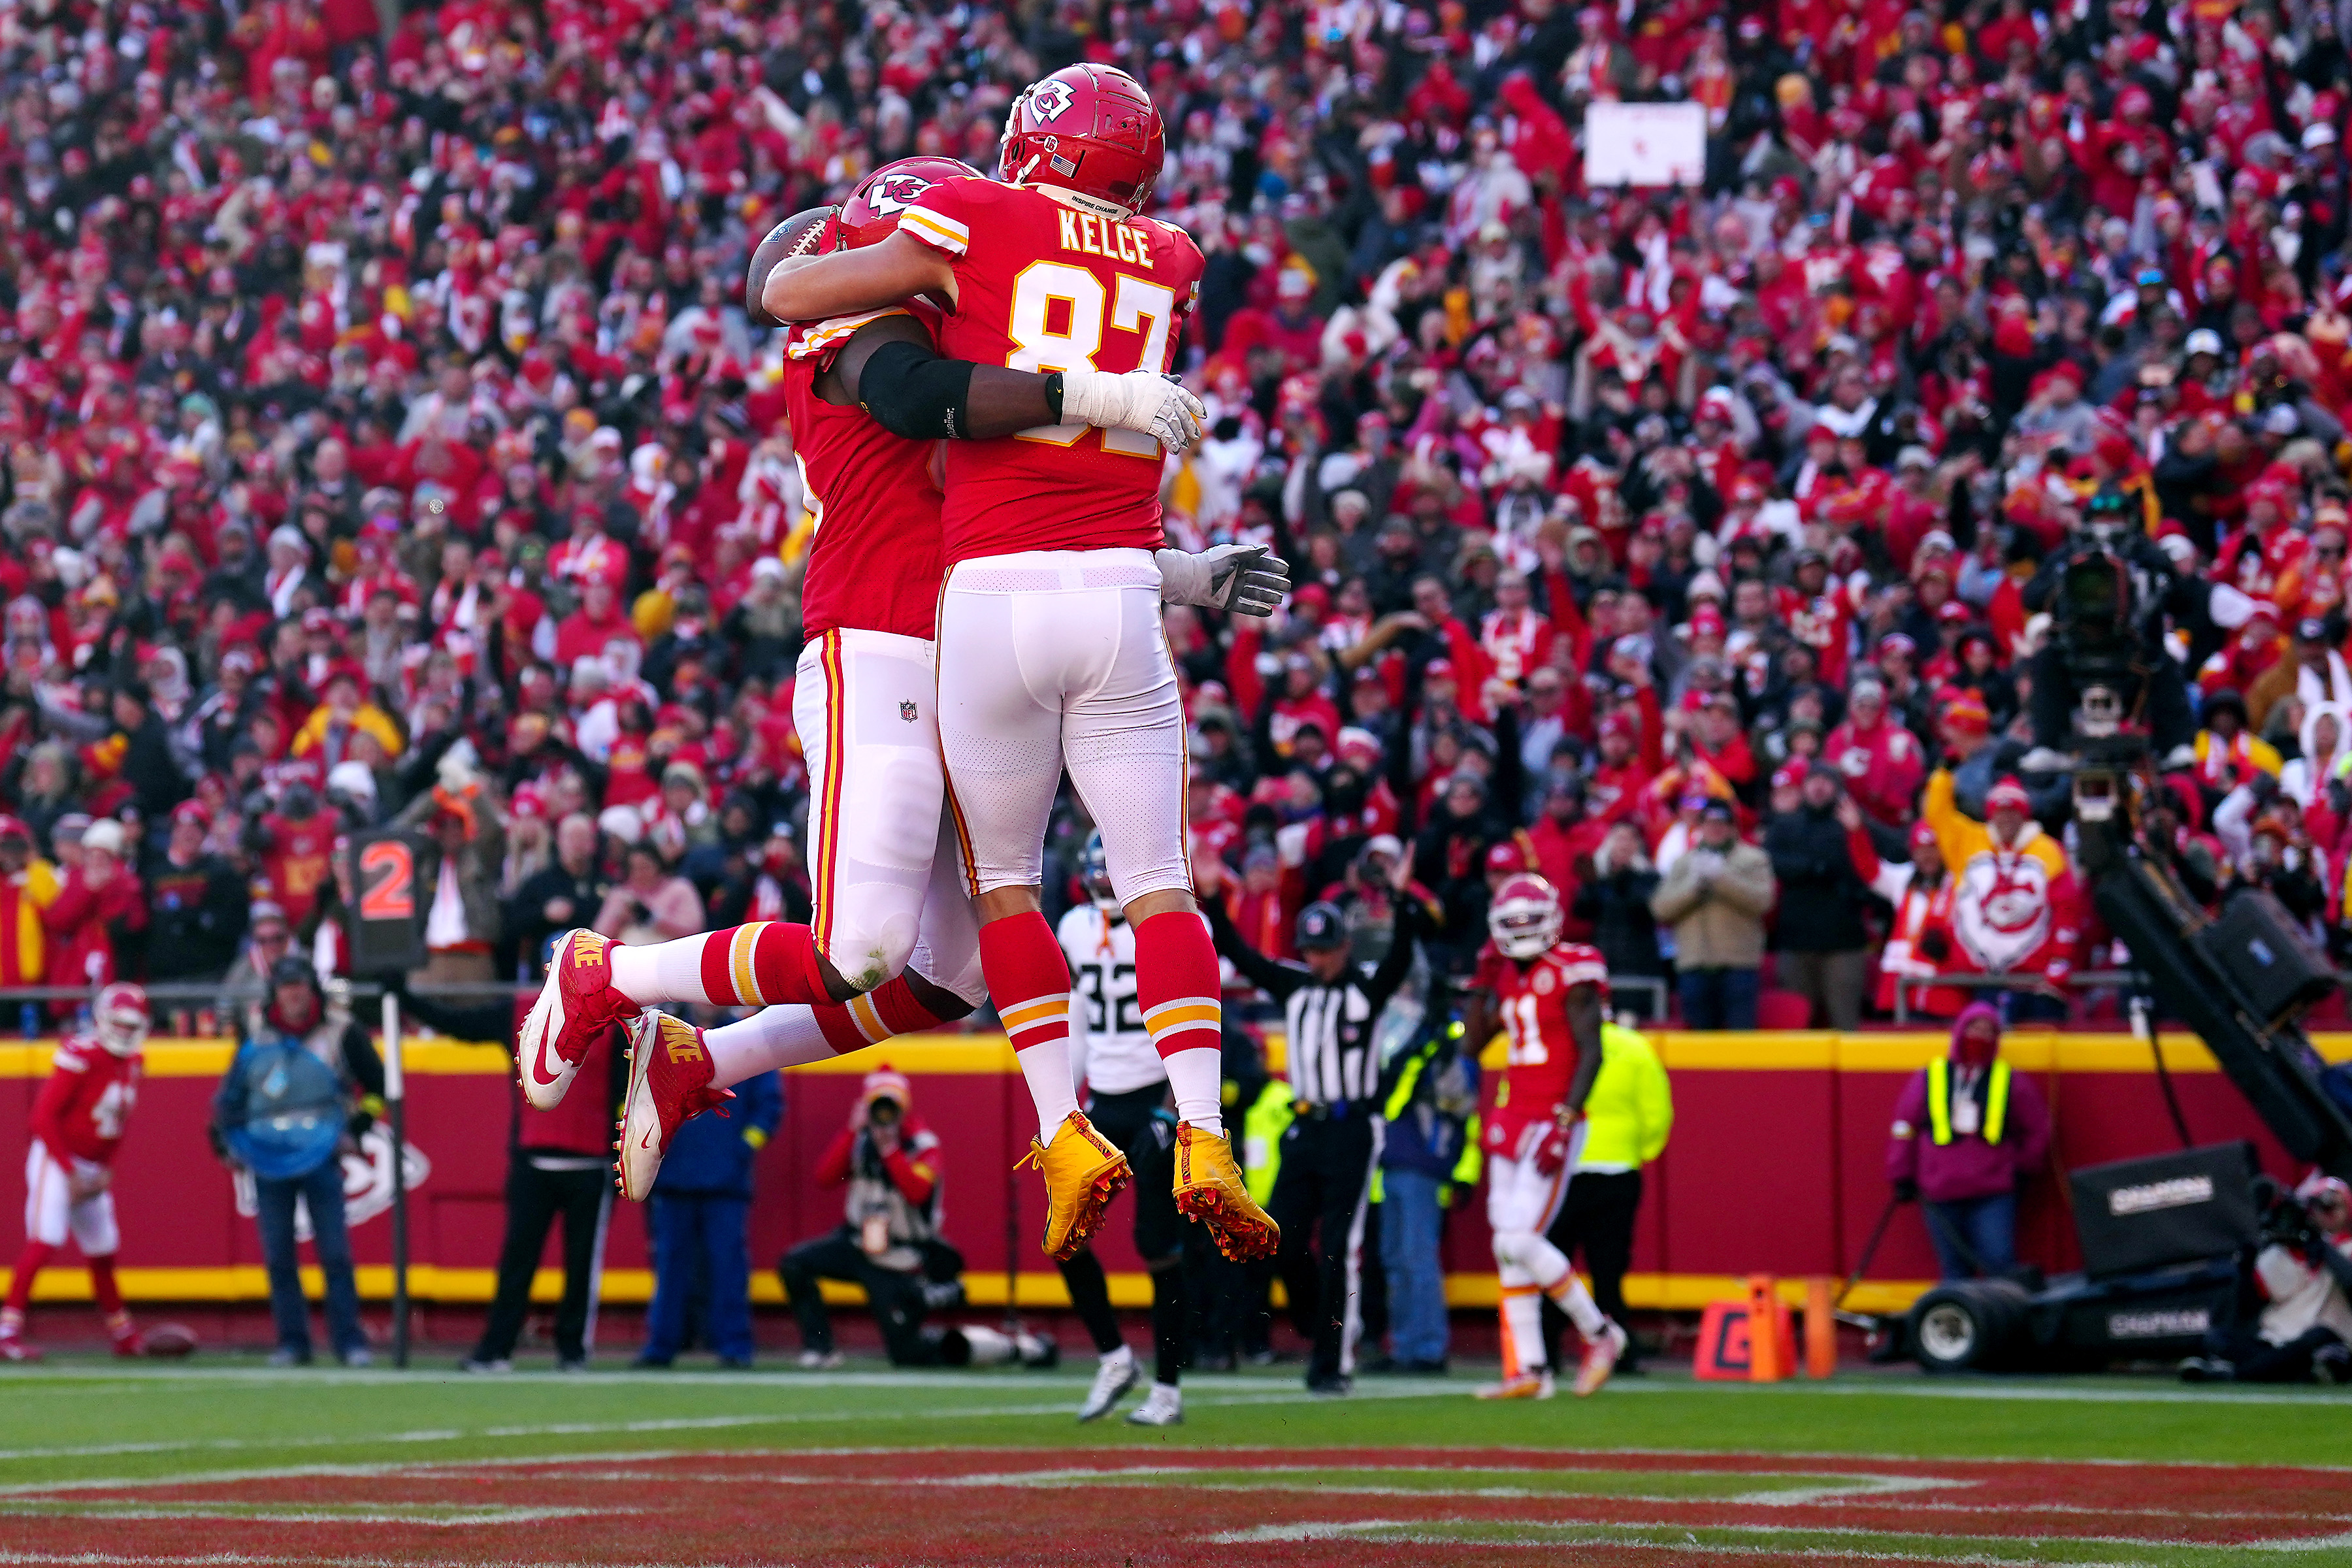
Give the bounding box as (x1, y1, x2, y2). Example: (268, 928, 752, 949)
(1005, 261, 1178, 456)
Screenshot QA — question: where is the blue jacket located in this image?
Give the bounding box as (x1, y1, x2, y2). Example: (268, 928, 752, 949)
(652, 1070, 781, 1198)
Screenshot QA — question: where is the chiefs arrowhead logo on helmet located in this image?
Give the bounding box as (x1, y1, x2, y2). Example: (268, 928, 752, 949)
(835, 156, 980, 250)
(866, 172, 934, 216)
(1027, 78, 1078, 123)
(1000, 64, 1166, 216)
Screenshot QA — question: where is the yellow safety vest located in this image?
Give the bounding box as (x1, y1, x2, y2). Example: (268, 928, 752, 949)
(1927, 1057, 2010, 1146)
(1580, 1022, 1674, 1169)
(1243, 1079, 1294, 1207)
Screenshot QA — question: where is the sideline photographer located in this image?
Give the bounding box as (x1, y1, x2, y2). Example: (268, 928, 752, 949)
(2019, 489, 2218, 772)
(2181, 1175, 2352, 1384)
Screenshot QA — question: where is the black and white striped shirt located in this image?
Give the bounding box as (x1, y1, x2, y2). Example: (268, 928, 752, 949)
(1207, 898, 1424, 1109)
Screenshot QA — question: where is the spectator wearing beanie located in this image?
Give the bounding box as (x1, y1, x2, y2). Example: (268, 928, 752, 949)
(1765, 766, 1876, 1030)
(1650, 797, 1775, 1030)
(42, 820, 144, 1019)
(1921, 770, 2080, 1024)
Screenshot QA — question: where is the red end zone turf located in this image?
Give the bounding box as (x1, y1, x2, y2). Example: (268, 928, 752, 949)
(3, 1448, 2347, 1565)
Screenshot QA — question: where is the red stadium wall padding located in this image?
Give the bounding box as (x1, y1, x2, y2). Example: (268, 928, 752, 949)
(0, 1031, 2338, 1311)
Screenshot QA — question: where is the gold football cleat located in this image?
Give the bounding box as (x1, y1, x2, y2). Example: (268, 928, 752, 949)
(1170, 1121, 1280, 1262)
(1015, 1110, 1131, 1260)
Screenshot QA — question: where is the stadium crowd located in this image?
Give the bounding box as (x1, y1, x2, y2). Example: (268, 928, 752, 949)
(0, 0, 2342, 1048)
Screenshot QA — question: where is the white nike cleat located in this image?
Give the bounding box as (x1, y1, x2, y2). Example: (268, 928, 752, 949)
(1474, 1369, 1556, 1399)
(615, 1011, 732, 1202)
(518, 930, 640, 1110)
(1126, 1383, 1183, 1426)
(1077, 1345, 1139, 1422)
(1575, 1322, 1629, 1397)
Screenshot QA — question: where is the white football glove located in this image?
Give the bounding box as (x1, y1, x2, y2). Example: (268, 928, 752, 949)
(1156, 544, 1290, 617)
(1059, 367, 1208, 453)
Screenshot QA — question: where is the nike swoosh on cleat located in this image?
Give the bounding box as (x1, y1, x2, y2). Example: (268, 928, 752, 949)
(529, 1034, 565, 1088)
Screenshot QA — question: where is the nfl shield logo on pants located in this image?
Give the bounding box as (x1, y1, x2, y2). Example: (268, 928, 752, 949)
(899, 700, 918, 722)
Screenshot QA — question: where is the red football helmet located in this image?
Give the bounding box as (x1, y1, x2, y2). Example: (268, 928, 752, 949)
(998, 64, 1166, 215)
(834, 156, 980, 250)
(92, 981, 148, 1057)
(1487, 874, 1563, 960)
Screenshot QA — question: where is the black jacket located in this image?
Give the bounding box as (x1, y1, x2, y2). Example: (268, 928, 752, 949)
(501, 861, 611, 978)
(140, 849, 249, 981)
(1763, 804, 1872, 952)
(1571, 865, 1664, 981)
(119, 712, 188, 818)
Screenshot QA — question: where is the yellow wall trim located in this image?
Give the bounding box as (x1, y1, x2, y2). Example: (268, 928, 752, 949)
(1, 1266, 1930, 1317)
(6, 1028, 2341, 1080)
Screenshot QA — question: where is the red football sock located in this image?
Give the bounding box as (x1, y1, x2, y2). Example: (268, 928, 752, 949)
(979, 913, 1079, 1138)
(608, 922, 834, 1008)
(1135, 910, 1225, 1135)
(86, 1254, 124, 1317)
(811, 974, 959, 1056)
(6, 1241, 55, 1316)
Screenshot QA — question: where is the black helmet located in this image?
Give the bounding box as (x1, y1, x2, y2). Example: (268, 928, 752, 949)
(267, 955, 318, 992)
(1296, 901, 1347, 952)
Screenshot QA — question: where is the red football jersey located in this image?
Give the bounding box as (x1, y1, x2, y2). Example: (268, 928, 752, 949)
(1473, 938, 1608, 1145)
(261, 811, 335, 929)
(900, 180, 1204, 564)
(31, 1034, 140, 1166)
(783, 308, 949, 641)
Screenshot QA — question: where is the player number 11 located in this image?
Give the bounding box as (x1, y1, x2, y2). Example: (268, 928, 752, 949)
(1507, 992, 1549, 1066)
(1005, 261, 1177, 456)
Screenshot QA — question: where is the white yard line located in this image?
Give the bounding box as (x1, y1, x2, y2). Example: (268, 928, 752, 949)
(0, 1503, 618, 1527)
(0, 1382, 1463, 1468)
(1200, 1516, 2352, 1556)
(0, 1554, 690, 1568)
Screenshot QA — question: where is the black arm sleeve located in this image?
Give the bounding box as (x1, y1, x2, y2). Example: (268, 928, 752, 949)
(857, 338, 977, 439)
(1561, 983, 1605, 1114)
(1359, 894, 1424, 1014)
(856, 338, 1066, 441)
(393, 986, 516, 1044)
(1203, 894, 1310, 1000)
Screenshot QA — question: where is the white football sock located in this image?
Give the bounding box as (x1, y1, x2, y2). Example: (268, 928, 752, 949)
(1499, 1285, 1545, 1375)
(608, 934, 724, 1006)
(1545, 1269, 1607, 1338)
(1017, 1037, 1080, 1146)
(1162, 1046, 1224, 1139)
(703, 1007, 833, 1089)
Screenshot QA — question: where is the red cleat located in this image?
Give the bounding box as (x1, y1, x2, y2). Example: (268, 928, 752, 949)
(0, 1333, 43, 1364)
(518, 930, 640, 1110)
(615, 1011, 734, 1202)
(110, 1330, 145, 1358)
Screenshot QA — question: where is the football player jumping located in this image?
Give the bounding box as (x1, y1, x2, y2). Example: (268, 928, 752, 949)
(759, 65, 1284, 1266)
(514, 156, 1283, 1213)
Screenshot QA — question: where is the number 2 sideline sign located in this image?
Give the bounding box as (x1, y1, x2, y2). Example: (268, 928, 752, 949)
(1584, 101, 1707, 188)
(348, 827, 427, 975)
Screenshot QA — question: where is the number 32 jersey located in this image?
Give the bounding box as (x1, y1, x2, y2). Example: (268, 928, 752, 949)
(1056, 906, 1165, 1096)
(1472, 939, 1608, 1148)
(900, 179, 1204, 565)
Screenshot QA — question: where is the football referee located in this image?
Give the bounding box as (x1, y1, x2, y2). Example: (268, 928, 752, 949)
(1202, 857, 1429, 1394)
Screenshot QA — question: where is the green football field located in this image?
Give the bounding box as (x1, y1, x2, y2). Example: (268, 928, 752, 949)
(1, 1358, 2347, 1565)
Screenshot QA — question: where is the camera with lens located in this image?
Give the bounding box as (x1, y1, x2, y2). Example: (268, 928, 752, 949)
(2253, 1173, 2323, 1250)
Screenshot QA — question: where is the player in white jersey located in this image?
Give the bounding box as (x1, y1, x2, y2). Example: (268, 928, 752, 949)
(1053, 832, 1194, 1426)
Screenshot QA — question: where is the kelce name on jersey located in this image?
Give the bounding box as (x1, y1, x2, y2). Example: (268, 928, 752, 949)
(1055, 209, 1156, 270)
